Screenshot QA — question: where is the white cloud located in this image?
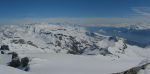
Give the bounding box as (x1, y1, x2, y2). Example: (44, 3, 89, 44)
(132, 7, 150, 16)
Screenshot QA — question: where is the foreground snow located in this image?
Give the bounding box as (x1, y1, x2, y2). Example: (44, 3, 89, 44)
(1, 45, 145, 74)
(19, 45, 144, 74)
(0, 65, 31, 74)
(20, 53, 140, 74)
(17, 45, 149, 74)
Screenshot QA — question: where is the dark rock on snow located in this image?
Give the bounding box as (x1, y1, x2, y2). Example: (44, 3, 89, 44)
(0, 45, 9, 50)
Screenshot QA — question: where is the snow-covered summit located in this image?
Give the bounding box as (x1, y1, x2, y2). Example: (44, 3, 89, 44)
(126, 24, 150, 30)
(0, 23, 128, 57)
(1, 23, 150, 74)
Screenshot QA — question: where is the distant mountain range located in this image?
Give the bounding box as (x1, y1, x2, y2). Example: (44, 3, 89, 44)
(86, 24, 150, 48)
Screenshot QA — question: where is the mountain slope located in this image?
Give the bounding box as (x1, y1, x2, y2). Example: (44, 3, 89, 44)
(0, 23, 149, 74)
(0, 65, 32, 74)
(0, 24, 128, 57)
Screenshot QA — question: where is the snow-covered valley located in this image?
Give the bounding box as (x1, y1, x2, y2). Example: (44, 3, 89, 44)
(0, 23, 150, 74)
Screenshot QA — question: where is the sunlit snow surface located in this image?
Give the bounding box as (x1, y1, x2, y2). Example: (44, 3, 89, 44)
(0, 24, 150, 74)
(0, 65, 31, 74)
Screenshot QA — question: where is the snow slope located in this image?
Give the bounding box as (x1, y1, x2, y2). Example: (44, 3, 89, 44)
(0, 23, 149, 74)
(23, 44, 147, 74)
(0, 65, 32, 74)
(26, 52, 143, 74)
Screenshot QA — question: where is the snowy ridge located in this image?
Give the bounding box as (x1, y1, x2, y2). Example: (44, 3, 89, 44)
(126, 24, 150, 30)
(0, 23, 128, 56)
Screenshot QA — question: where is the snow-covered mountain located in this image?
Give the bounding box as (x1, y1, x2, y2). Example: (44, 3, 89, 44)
(126, 24, 150, 30)
(0, 23, 150, 74)
(0, 23, 128, 56)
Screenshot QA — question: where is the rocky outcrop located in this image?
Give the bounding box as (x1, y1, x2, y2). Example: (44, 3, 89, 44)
(0, 45, 9, 50)
(0, 45, 30, 71)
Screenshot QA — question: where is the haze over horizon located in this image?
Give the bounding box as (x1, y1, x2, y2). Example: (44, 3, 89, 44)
(0, 0, 150, 26)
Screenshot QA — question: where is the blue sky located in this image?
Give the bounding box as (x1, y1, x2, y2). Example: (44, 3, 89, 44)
(0, 0, 150, 25)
